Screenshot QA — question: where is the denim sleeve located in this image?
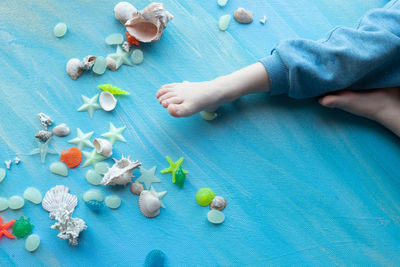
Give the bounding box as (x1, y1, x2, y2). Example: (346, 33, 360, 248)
(259, 0, 400, 99)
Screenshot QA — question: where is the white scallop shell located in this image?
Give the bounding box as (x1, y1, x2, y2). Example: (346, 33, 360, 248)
(42, 185, 77, 214)
(99, 91, 117, 112)
(100, 156, 141, 186)
(93, 138, 113, 158)
(130, 181, 144, 195)
(139, 190, 160, 218)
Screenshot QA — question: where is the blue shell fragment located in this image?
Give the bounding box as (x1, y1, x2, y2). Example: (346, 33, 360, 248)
(85, 200, 104, 212)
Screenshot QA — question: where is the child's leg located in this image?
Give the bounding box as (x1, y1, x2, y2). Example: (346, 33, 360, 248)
(320, 87, 400, 137)
(156, 63, 270, 117)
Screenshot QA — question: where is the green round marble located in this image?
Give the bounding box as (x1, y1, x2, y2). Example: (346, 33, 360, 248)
(86, 169, 103, 185)
(105, 33, 123, 45)
(7, 195, 24, 210)
(23, 187, 42, 204)
(92, 56, 106, 75)
(105, 195, 121, 209)
(83, 189, 103, 202)
(131, 49, 143, 65)
(50, 162, 68, 177)
(0, 197, 8, 211)
(25, 234, 40, 252)
(207, 209, 225, 224)
(0, 168, 5, 183)
(195, 188, 215, 206)
(94, 162, 109, 175)
(218, 14, 231, 31)
(53, 22, 67, 37)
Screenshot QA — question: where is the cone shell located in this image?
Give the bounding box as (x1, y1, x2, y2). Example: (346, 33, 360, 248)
(42, 185, 77, 214)
(139, 190, 160, 218)
(60, 147, 82, 168)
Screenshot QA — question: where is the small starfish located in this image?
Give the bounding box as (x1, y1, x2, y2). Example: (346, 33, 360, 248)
(68, 128, 94, 150)
(150, 186, 167, 209)
(161, 156, 188, 183)
(0, 217, 15, 239)
(108, 45, 132, 69)
(101, 122, 126, 144)
(136, 166, 161, 189)
(30, 139, 57, 163)
(77, 94, 101, 118)
(82, 149, 105, 168)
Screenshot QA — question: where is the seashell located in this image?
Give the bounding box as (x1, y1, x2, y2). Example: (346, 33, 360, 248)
(85, 200, 104, 211)
(81, 55, 96, 71)
(106, 56, 118, 71)
(52, 123, 70, 137)
(260, 15, 267, 25)
(42, 185, 77, 214)
(209, 196, 226, 211)
(66, 58, 83, 80)
(35, 130, 52, 142)
(14, 157, 21, 164)
(100, 156, 141, 186)
(122, 41, 132, 52)
(50, 209, 87, 246)
(60, 147, 82, 168)
(99, 91, 117, 112)
(233, 8, 253, 24)
(4, 160, 11, 170)
(139, 190, 161, 218)
(124, 2, 174, 43)
(93, 138, 113, 158)
(37, 113, 53, 129)
(114, 1, 139, 25)
(130, 181, 144, 195)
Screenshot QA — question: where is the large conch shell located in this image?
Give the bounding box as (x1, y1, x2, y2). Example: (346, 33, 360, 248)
(114, 2, 174, 43)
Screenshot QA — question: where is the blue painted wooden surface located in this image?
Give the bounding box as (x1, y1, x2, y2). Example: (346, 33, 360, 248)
(1, 0, 399, 265)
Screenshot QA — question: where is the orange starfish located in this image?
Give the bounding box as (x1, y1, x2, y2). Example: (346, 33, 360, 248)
(0, 217, 15, 239)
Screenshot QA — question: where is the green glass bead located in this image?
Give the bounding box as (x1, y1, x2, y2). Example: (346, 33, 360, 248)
(105, 195, 121, 209)
(86, 169, 102, 185)
(94, 162, 109, 175)
(207, 209, 225, 224)
(0, 197, 8, 211)
(200, 111, 217, 121)
(8, 195, 24, 210)
(50, 162, 68, 177)
(174, 166, 186, 187)
(218, 15, 231, 31)
(105, 33, 123, 45)
(93, 56, 106, 75)
(25, 234, 40, 252)
(83, 189, 103, 202)
(195, 188, 215, 206)
(12, 216, 33, 238)
(53, 22, 67, 37)
(23, 187, 42, 204)
(131, 49, 144, 65)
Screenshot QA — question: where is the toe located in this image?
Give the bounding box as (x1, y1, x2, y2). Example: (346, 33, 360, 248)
(162, 96, 183, 107)
(156, 84, 178, 98)
(319, 92, 353, 108)
(158, 92, 177, 104)
(168, 104, 189, 117)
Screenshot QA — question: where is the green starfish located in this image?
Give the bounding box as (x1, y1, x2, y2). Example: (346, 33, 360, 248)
(68, 128, 94, 150)
(101, 122, 126, 144)
(108, 45, 132, 69)
(136, 166, 161, 190)
(77, 94, 101, 118)
(161, 156, 188, 183)
(82, 149, 105, 168)
(30, 138, 57, 163)
(150, 186, 167, 209)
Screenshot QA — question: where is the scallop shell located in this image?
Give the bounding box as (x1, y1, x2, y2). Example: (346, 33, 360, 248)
(42, 185, 77, 214)
(100, 156, 141, 186)
(93, 138, 113, 158)
(99, 91, 117, 112)
(124, 2, 174, 43)
(233, 8, 253, 24)
(130, 181, 144, 195)
(209, 196, 227, 211)
(139, 190, 161, 218)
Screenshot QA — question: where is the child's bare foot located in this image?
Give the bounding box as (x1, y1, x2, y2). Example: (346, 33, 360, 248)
(319, 87, 400, 136)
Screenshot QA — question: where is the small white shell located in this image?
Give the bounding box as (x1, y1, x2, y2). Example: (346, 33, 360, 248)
(100, 156, 141, 186)
(66, 58, 83, 80)
(52, 123, 70, 137)
(99, 91, 117, 111)
(106, 56, 118, 71)
(42, 185, 77, 214)
(35, 130, 53, 142)
(209, 196, 227, 211)
(233, 8, 253, 24)
(14, 157, 21, 164)
(130, 181, 144, 195)
(114, 1, 139, 24)
(93, 138, 113, 158)
(81, 55, 96, 70)
(139, 190, 161, 218)
(260, 15, 267, 25)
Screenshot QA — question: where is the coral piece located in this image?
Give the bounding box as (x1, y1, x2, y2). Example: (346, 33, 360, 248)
(35, 130, 53, 142)
(233, 8, 253, 24)
(121, 2, 174, 43)
(77, 94, 101, 118)
(0, 217, 15, 239)
(136, 166, 160, 189)
(68, 128, 94, 150)
(93, 138, 113, 158)
(101, 122, 126, 144)
(105, 195, 121, 209)
(82, 149, 105, 168)
(130, 181, 144, 195)
(160, 156, 188, 183)
(52, 123, 70, 137)
(218, 14, 231, 31)
(14, 157, 21, 164)
(125, 31, 140, 45)
(50, 209, 87, 246)
(107, 45, 132, 70)
(101, 156, 141, 186)
(207, 209, 225, 224)
(8, 196, 24, 210)
(195, 188, 215, 206)
(150, 186, 167, 208)
(12, 216, 33, 239)
(4, 160, 11, 170)
(209, 196, 226, 211)
(260, 15, 267, 25)
(144, 249, 166, 267)
(139, 190, 161, 218)
(50, 162, 68, 176)
(25, 234, 40, 252)
(30, 138, 57, 163)
(60, 147, 82, 168)
(42, 185, 77, 214)
(53, 22, 67, 37)
(37, 113, 53, 129)
(23, 187, 42, 204)
(98, 84, 130, 95)
(174, 166, 186, 187)
(99, 91, 117, 112)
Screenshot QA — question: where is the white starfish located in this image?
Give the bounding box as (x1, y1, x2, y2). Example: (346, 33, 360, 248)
(108, 45, 132, 69)
(136, 166, 161, 190)
(68, 128, 94, 150)
(101, 122, 126, 144)
(77, 94, 101, 118)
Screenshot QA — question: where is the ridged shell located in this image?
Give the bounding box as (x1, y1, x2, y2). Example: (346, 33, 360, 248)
(139, 190, 160, 218)
(42, 185, 77, 214)
(100, 156, 141, 186)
